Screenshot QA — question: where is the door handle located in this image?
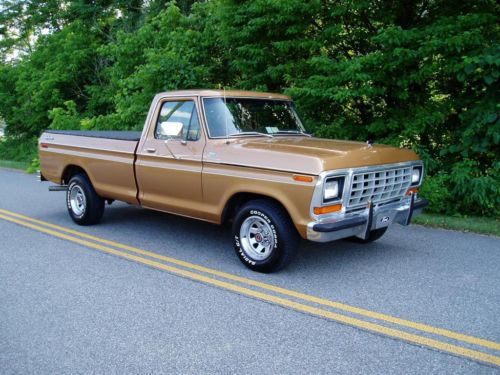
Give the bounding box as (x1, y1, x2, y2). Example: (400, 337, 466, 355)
(146, 147, 156, 153)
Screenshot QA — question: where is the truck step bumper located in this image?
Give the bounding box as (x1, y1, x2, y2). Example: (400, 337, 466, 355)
(48, 185, 68, 192)
(307, 198, 428, 243)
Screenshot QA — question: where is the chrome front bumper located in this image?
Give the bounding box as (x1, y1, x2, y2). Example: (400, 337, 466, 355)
(306, 196, 428, 243)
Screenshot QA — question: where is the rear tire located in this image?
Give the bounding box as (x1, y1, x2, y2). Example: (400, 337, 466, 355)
(66, 173, 104, 225)
(348, 227, 387, 243)
(232, 199, 299, 273)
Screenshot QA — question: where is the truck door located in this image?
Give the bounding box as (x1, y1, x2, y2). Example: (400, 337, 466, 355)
(135, 97, 206, 218)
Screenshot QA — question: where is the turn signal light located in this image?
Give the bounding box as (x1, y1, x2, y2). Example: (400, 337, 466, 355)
(293, 175, 313, 183)
(406, 187, 419, 195)
(314, 204, 342, 215)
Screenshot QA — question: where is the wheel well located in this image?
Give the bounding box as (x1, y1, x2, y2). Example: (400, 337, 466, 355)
(222, 193, 288, 224)
(61, 165, 87, 185)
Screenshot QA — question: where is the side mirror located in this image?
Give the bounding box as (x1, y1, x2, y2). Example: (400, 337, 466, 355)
(159, 121, 183, 138)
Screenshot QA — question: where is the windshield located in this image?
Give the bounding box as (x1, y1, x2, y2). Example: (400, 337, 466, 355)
(203, 98, 306, 138)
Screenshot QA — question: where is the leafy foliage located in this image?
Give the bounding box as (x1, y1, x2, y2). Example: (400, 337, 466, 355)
(0, 0, 498, 216)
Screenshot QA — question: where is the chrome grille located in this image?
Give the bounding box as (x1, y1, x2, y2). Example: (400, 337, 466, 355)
(347, 166, 412, 207)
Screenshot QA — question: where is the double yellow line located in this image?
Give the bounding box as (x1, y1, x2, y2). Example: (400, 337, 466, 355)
(0, 208, 499, 366)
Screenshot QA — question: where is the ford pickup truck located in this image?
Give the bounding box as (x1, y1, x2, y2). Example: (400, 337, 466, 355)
(39, 90, 428, 272)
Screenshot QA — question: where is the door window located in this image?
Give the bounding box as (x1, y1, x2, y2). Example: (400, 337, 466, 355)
(155, 100, 201, 141)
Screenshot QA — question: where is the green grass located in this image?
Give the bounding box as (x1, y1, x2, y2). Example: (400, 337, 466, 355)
(413, 213, 499, 236)
(0, 159, 31, 171)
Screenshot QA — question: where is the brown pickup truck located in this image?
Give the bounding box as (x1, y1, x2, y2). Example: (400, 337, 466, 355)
(39, 90, 427, 272)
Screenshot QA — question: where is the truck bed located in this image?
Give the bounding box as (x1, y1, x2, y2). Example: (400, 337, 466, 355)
(40, 130, 140, 204)
(45, 130, 142, 142)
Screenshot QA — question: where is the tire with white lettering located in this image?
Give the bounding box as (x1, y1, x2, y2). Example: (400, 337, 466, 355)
(66, 173, 105, 225)
(232, 199, 299, 273)
(348, 227, 387, 243)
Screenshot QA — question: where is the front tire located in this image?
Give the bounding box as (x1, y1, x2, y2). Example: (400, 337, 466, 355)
(232, 199, 299, 273)
(66, 173, 104, 225)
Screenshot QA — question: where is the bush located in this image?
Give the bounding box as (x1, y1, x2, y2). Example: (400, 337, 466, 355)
(419, 174, 454, 215)
(48, 101, 82, 130)
(0, 137, 38, 163)
(449, 160, 500, 217)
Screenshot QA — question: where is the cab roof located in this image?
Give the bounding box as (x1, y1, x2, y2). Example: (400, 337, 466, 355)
(155, 89, 291, 100)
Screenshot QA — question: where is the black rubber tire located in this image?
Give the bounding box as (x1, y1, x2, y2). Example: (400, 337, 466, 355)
(348, 227, 387, 243)
(232, 199, 299, 273)
(66, 173, 105, 226)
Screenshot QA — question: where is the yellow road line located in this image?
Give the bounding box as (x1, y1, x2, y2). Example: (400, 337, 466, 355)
(0, 212, 499, 366)
(1, 208, 499, 353)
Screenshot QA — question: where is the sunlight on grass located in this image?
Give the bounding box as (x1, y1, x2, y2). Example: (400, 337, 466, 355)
(414, 213, 499, 236)
(0, 159, 31, 171)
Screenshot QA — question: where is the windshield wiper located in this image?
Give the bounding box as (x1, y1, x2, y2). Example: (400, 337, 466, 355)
(227, 131, 274, 138)
(273, 130, 312, 137)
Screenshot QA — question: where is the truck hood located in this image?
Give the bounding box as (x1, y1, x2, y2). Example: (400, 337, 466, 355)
(208, 137, 420, 175)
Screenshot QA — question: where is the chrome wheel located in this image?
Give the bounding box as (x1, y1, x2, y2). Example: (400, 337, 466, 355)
(69, 185, 86, 216)
(239, 215, 275, 261)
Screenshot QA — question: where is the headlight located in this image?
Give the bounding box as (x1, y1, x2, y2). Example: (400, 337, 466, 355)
(324, 176, 344, 202)
(411, 166, 422, 185)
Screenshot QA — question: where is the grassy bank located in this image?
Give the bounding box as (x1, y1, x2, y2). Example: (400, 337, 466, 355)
(413, 213, 499, 237)
(0, 159, 31, 171)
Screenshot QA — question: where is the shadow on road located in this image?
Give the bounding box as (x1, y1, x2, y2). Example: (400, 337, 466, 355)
(91, 203, 403, 274)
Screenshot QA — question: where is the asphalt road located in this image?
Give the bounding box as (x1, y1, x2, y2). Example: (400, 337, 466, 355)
(0, 168, 499, 374)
